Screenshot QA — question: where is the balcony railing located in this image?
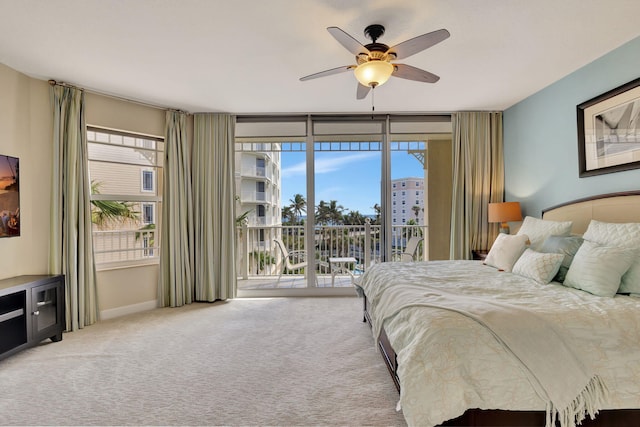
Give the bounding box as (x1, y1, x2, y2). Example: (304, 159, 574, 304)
(93, 229, 159, 264)
(236, 223, 426, 287)
(240, 166, 273, 181)
(240, 189, 273, 203)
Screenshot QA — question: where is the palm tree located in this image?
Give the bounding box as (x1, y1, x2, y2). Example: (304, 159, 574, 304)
(281, 206, 296, 225)
(372, 203, 381, 225)
(90, 181, 139, 229)
(289, 193, 306, 224)
(235, 209, 252, 226)
(327, 200, 345, 225)
(412, 205, 421, 221)
(315, 200, 331, 225)
(343, 210, 366, 225)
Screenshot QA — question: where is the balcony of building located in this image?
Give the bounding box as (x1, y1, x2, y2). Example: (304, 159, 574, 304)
(236, 223, 426, 290)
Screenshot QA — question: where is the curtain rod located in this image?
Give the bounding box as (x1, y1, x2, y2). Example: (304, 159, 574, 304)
(47, 79, 187, 114)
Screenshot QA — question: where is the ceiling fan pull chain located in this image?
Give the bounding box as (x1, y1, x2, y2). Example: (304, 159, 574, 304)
(371, 87, 375, 119)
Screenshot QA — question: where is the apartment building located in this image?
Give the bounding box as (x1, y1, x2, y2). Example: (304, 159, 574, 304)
(391, 177, 425, 227)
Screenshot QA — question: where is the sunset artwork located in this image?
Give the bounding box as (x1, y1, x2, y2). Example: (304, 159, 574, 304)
(0, 155, 19, 237)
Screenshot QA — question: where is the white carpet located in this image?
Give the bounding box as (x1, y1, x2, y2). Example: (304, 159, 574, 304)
(0, 297, 406, 426)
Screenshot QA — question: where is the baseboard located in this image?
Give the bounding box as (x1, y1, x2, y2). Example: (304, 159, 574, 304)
(100, 299, 158, 320)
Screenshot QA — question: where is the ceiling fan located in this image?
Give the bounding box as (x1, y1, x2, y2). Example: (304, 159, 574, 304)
(300, 24, 450, 99)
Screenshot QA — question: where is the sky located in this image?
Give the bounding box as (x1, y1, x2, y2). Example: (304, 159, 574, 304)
(280, 149, 424, 216)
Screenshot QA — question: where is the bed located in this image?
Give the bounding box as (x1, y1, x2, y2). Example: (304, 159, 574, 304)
(358, 191, 640, 427)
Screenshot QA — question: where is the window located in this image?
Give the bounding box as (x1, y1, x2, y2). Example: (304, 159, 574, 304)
(141, 170, 154, 192)
(402, 182, 406, 187)
(142, 203, 154, 224)
(87, 127, 163, 266)
(256, 158, 266, 177)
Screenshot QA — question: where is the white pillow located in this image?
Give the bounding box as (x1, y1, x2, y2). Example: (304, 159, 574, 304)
(582, 220, 640, 294)
(484, 233, 529, 272)
(512, 249, 564, 285)
(563, 240, 636, 297)
(516, 216, 573, 251)
(539, 235, 584, 282)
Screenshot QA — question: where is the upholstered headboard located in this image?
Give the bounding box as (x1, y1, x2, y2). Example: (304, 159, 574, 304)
(542, 191, 640, 235)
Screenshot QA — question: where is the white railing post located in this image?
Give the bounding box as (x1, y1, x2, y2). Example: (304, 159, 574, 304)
(364, 219, 371, 268)
(241, 224, 249, 279)
(422, 225, 429, 261)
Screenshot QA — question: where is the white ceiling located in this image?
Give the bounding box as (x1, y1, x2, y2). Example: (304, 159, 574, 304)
(1, 0, 639, 115)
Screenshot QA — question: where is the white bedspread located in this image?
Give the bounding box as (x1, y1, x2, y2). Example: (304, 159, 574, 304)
(359, 260, 640, 427)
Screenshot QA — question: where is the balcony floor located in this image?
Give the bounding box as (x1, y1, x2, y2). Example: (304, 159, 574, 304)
(237, 273, 356, 290)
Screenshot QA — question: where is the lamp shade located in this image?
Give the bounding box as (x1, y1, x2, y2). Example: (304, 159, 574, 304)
(354, 61, 394, 88)
(488, 202, 522, 223)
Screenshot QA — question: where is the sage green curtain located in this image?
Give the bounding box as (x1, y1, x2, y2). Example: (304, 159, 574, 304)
(192, 113, 237, 301)
(450, 112, 504, 260)
(159, 111, 194, 307)
(49, 84, 98, 331)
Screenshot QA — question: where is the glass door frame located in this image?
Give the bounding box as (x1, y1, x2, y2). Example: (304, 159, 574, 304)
(235, 114, 451, 298)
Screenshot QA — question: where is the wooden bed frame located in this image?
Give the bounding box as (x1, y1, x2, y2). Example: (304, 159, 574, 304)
(363, 191, 640, 427)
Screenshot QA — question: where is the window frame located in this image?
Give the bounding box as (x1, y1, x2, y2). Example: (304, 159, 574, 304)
(142, 203, 155, 224)
(87, 126, 164, 270)
(141, 170, 155, 193)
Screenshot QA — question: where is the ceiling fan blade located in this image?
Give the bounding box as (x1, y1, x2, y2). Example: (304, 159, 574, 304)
(392, 63, 440, 83)
(387, 29, 450, 60)
(327, 26, 370, 56)
(300, 65, 355, 81)
(356, 83, 371, 100)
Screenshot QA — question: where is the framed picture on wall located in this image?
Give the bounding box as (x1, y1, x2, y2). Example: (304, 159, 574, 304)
(0, 154, 20, 237)
(577, 77, 640, 177)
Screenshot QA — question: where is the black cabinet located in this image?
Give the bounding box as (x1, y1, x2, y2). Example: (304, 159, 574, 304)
(0, 275, 65, 360)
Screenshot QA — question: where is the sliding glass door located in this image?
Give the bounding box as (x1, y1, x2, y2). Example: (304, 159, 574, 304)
(234, 115, 451, 297)
(312, 139, 382, 288)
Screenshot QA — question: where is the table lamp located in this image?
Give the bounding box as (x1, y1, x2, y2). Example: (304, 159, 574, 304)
(488, 202, 522, 234)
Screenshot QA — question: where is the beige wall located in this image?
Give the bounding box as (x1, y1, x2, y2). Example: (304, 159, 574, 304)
(427, 138, 453, 260)
(0, 63, 166, 318)
(0, 64, 52, 278)
(85, 92, 165, 137)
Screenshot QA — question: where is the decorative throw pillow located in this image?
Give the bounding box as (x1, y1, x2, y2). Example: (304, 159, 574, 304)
(512, 249, 565, 285)
(484, 233, 529, 272)
(539, 235, 584, 282)
(516, 216, 573, 251)
(563, 240, 636, 297)
(582, 220, 640, 294)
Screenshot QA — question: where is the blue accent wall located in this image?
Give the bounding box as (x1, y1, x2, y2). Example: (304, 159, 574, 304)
(503, 36, 640, 217)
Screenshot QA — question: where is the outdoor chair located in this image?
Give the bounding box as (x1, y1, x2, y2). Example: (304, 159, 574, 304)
(396, 236, 424, 262)
(274, 238, 308, 284)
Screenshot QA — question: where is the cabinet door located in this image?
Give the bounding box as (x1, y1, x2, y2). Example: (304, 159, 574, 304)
(31, 281, 61, 340)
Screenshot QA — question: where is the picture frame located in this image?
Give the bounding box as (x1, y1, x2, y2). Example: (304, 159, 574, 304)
(577, 77, 640, 177)
(0, 154, 20, 237)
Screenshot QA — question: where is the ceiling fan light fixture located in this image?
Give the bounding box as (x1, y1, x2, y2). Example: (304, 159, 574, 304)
(354, 60, 394, 88)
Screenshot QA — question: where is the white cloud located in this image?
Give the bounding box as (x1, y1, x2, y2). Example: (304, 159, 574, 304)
(282, 152, 379, 176)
